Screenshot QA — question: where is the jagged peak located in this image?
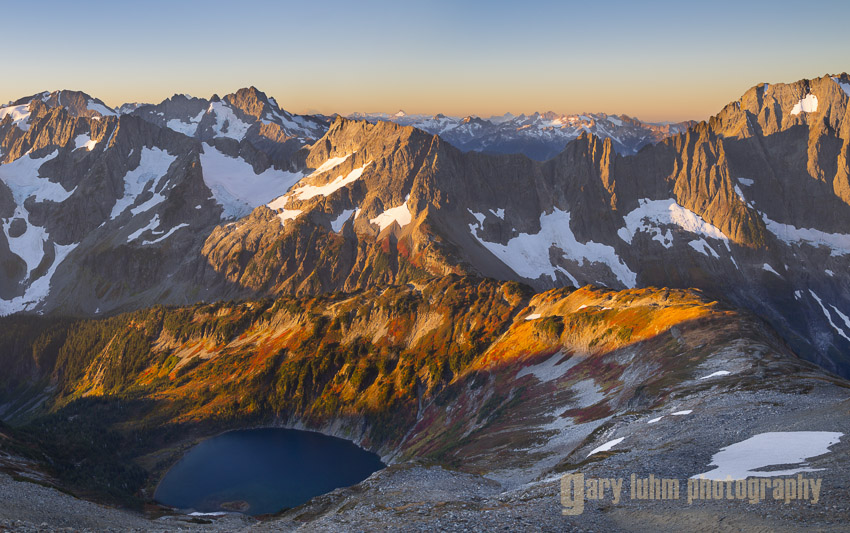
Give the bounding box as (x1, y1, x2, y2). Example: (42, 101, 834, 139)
(461, 115, 487, 125)
(169, 93, 198, 102)
(4, 90, 116, 118)
(227, 86, 270, 103)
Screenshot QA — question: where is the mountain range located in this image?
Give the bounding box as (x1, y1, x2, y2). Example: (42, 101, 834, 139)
(2, 74, 850, 377)
(346, 110, 694, 160)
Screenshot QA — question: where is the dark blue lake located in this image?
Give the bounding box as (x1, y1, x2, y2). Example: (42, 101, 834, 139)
(154, 428, 384, 515)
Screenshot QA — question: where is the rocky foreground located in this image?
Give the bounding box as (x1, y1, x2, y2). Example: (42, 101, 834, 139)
(2, 371, 848, 532)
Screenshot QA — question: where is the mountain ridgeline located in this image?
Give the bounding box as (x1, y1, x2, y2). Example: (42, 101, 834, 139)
(1, 75, 850, 379)
(346, 110, 694, 160)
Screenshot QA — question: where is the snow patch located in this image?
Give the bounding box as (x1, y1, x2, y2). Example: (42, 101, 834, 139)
(207, 101, 251, 141)
(291, 163, 370, 201)
(0, 151, 71, 205)
(0, 242, 77, 315)
(73, 134, 97, 151)
(0, 152, 78, 288)
(763, 215, 850, 256)
(738, 178, 754, 186)
(734, 185, 749, 206)
(331, 209, 356, 232)
(672, 410, 692, 416)
(0, 103, 32, 131)
(468, 209, 486, 225)
(471, 207, 636, 288)
(587, 437, 625, 457)
(762, 263, 780, 276)
(143, 223, 188, 245)
(647, 417, 663, 424)
(620, 199, 728, 249)
(810, 290, 850, 342)
(790, 94, 818, 115)
(311, 153, 354, 175)
(829, 304, 850, 338)
(371, 195, 412, 231)
(689, 239, 719, 258)
(525, 313, 541, 320)
(127, 214, 160, 242)
(3, 208, 47, 277)
(277, 209, 301, 225)
(694, 431, 842, 480)
(87, 101, 116, 117)
(166, 110, 205, 136)
(110, 148, 177, 218)
(699, 370, 731, 380)
(200, 146, 303, 219)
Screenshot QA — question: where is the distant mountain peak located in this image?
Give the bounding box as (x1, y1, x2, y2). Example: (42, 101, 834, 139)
(2, 89, 117, 121)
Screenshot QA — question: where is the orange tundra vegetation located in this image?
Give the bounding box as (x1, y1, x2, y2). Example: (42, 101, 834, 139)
(0, 278, 733, 455)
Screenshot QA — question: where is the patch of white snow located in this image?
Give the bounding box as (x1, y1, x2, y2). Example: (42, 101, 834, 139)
(371, 195, 412, 231)
(291, 163, 370, 201)
(73, 134, 98, 151)
(471, 207, 636, 287)
(587, 437, 625, 457)
(110, 148, 177, 218)
(331, 209, 356, 232)
(699, 370, 731, 380)
(762, 215, 850, 256)
(200, 146, 303, 219)
(790, 94, 818, 115)
(694, 431, 842, 480)
(762, 263, 781, 276)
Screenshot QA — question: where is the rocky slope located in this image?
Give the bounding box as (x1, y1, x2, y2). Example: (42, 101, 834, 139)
(0, 280, 847, 531)
(348, 110, 694, 160)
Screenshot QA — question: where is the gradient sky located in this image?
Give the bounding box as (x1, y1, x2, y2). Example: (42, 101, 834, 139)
(2, 0, 848, 122)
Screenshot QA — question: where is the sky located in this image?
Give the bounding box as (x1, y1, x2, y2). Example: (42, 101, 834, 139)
(1, 0, 848, 122)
